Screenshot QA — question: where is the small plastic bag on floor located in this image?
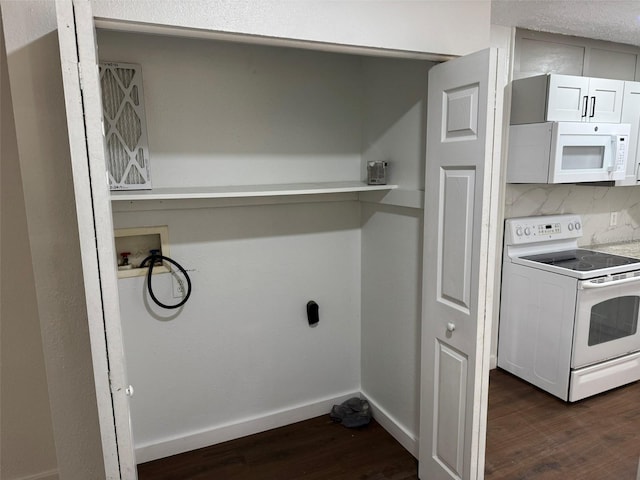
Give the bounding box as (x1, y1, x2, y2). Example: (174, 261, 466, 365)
(329, 397, 371, 428)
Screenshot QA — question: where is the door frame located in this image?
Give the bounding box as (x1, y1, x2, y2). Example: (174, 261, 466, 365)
(481, 24, 514, 475)
(56, 0, 137, 477)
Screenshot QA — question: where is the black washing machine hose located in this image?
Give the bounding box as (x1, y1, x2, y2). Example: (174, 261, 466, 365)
(140, 253, 192, 309)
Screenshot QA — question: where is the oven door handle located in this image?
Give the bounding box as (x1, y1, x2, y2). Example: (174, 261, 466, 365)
(580, 275, 640, 289)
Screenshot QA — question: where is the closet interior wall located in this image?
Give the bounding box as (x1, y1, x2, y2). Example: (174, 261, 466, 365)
(98, 28, 432, 461)
(360, 57, 429, 455)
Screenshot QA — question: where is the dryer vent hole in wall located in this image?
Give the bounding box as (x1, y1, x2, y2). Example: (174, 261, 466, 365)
(307, 301, 319, 327)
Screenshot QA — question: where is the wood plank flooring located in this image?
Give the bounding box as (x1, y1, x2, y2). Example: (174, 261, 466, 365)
(485, 369, 640, 480)
(137, 417, 418, 480)
(138, 370, 640, 479)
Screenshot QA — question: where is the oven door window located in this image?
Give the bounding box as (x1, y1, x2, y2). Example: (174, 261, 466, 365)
(588, 295, 639, 346)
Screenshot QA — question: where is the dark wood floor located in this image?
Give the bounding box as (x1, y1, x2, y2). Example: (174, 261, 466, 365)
(485, 369, 640, 480)
(138, 370, 640, 479)
(137, 416, 417, 479)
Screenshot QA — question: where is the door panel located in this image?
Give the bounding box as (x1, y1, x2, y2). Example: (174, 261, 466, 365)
(434, 341, 468, 477)
(443, 85, 479, 140)
(440, 168, 475, 312)
(420, 48, 497, 480)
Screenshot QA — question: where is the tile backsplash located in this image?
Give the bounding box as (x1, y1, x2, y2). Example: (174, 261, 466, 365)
(505, 184, 640, 246)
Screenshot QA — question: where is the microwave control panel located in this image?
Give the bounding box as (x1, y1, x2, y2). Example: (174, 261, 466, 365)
(615, 135, 628, 173)
(505, 214, 582, 245)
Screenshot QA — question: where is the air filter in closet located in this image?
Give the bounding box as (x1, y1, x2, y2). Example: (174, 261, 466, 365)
(100, 62, 152, 190)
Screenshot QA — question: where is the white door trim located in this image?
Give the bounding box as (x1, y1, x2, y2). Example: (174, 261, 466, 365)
(55, 0, 137, 477)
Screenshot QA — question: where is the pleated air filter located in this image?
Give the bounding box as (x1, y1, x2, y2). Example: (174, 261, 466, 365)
(100, 62, 152, 190)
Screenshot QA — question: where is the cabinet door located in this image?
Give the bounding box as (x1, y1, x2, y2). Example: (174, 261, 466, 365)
(547, 74, 590, 122)
(621, 81, 640, 184)
(588, 78, 624, 123)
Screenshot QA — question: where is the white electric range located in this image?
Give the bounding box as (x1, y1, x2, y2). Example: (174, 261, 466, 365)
(498, 214, 640, 401)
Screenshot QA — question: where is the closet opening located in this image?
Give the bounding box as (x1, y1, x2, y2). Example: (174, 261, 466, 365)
(96, 22, 438, 471)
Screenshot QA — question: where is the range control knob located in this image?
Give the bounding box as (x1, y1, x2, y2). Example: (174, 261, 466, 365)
(524, 227, 531, 236)
(515, 227, 523, 237)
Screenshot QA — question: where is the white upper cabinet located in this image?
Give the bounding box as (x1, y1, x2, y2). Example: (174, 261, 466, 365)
(546, 75, 590, 121)
(617, 81, 640, 185)
(510, 74, 624, 125)
(586, 77, 625, 123)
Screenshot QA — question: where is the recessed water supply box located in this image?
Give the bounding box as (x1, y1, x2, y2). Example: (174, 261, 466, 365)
(114, 225, 170, 278)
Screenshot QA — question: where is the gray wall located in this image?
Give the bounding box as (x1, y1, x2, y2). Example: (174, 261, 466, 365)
(1, 1, 106, 478)
(0, 9, 57, 480)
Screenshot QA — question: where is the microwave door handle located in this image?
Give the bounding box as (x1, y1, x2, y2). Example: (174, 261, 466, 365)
(582, 96, 589, 118)
(608, 135, 617, 172)
(589, 96, 596, 118)
(581, 275, 640, 289)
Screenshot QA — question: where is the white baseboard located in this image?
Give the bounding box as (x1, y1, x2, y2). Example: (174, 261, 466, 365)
(490, 353, 497, 370)
(14, 470, 58, 480)
(361, 389, 419, 458)
(135, 390, 359, 464)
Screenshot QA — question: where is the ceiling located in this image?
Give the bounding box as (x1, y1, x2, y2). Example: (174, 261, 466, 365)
(491, 0, 640, 47)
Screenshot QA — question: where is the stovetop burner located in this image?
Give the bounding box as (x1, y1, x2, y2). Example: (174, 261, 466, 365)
(521, 249, 640, 272)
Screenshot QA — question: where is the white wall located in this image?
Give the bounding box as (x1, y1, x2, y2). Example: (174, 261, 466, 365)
(96, 30, 363, 187)
(114, 201, 362, 461)
(361, 57, 433, 190)
(360, 204, 423, 456)
(359, 56, 429, 456)
(100, 29, 435, 460)
(0, 10, 58, 480)
(93, 0, 491, 58)
(0, 1, 106, 478)
(99, 32, 366, 458)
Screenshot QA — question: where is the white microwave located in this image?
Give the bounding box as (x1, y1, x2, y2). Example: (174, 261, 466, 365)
(507, 122, 630, 183)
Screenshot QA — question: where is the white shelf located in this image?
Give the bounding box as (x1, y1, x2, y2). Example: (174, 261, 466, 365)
(110, 181, 398, 201)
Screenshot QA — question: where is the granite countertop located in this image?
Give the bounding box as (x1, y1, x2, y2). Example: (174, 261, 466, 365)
(587, 241, 640, 259)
